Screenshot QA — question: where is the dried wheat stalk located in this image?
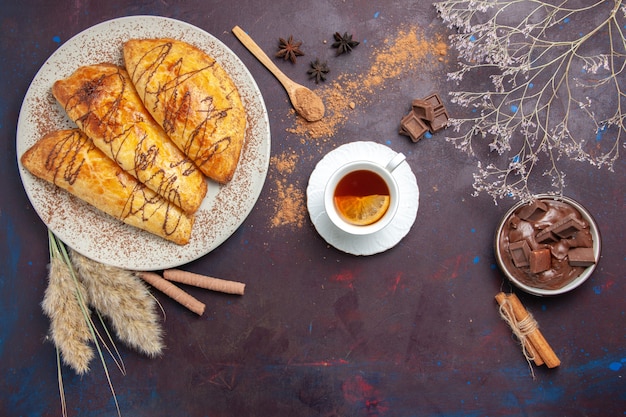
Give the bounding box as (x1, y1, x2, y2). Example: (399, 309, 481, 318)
(42, 255, 94, 375)
(70, 250, 164, 357)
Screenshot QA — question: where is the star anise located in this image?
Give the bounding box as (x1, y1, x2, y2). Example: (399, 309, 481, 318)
(276, 35, 304, 64)
(307, 58, 329, 84)
(332, 32, 359, 55)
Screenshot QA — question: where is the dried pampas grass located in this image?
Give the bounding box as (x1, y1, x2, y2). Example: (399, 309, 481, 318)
(70, 250, 164, 357)
(42, 255, 94, 375)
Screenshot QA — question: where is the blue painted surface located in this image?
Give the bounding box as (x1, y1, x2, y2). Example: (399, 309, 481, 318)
(0, 218, 20, 360)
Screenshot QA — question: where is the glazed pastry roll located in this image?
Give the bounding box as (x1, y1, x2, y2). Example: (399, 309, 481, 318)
(52, 63, 207, 214)
(123, 38, 246, 183)
(20, 129, 194, 245)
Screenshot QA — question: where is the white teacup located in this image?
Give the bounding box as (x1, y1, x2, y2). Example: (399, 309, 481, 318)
(324, 152, 406, 235)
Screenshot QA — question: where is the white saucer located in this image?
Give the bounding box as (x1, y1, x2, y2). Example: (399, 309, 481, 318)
(306, 141, 419, 255)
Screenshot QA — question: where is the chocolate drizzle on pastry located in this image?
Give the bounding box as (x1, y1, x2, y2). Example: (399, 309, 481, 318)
(52, 64, 207, 214)
(21, 129, 194, 245)
(123, 39, 246, 184)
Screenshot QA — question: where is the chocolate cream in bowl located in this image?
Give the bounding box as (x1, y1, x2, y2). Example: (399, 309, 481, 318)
(498, 199, 596, 291)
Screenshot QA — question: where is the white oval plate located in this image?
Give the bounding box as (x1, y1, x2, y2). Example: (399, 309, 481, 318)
(307, 141, 419, 256)
(16, 16, 270, 270)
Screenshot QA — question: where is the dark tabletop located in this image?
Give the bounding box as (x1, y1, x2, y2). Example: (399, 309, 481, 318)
(1, 1, 625, 416)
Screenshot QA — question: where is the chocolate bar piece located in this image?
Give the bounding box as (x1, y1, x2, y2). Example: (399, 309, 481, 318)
(509, 240, 531, 267)
(423, 93, 444, 111)
(551, 213, 586, 238)
(411, 99, 435, 121)
(399, 111, 429, 142)
(517, 200, 548, 221)
(427, 107, 449, 133)
(568, 247, 596, 267)
(402, 93, 449, 139)
(535, 228, 558, 244)
(566, 231, 593, 248)
(530, 249, 552, 273)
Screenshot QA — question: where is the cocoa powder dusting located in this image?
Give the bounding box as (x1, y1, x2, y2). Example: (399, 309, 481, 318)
(268, 152, 306, 229)
(271, 152, 298, 175)
(270, 179, 306, 229)
(294, 87, 325, 121)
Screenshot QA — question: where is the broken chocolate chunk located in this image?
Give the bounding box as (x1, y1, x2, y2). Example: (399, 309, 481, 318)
(399, 111, 429, 142)
(568, 247, 596, 267)
(530, 249, 552, 273)
(509, 240, 531, 267)
(427, 107, 449, 133)
(423, 93, 444, 111)
(535, 228, 558, 244)
(411, 99, 435, 121)
(402, 92, 449, 140)
(517, 200, 548, 221)
(566, 232, 593, 248)
(551, 214, 586, 238)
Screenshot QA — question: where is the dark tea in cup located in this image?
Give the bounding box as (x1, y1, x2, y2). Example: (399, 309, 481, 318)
(333, 169, 391, 226)
(324, 152, 405, 235)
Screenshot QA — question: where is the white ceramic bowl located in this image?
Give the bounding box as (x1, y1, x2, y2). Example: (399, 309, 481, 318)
(494, 195, 601, 296)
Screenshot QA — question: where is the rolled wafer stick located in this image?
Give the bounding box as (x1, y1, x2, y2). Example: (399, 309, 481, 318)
(137, 272, 206, 316)
(163, 269, 245, 295)
(496, 292, 560, 368)
(495, 292, 544, 366)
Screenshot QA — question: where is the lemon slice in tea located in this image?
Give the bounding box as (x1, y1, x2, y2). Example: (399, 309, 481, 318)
(334, 195, 391, 226)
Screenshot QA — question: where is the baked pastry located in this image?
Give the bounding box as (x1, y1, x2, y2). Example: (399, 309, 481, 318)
(123, 38, 246, 183)
(20, 129, 194, 245)
(52, 63, 207, 214)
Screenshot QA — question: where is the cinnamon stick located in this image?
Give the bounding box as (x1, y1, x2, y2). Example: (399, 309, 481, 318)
(506, 293, 560, 368)
(163, 269, 245, 295)
(137, 272, 206, 316)
(496, 292, 560, 368)
(495, 292, 544, 366)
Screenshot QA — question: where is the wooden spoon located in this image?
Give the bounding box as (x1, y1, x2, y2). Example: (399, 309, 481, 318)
(232, 26, 325, 122)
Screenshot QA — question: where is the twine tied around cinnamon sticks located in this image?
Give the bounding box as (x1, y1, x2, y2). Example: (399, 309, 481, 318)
(137, 269, 246, 316)
(495, 292, 560, 377)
